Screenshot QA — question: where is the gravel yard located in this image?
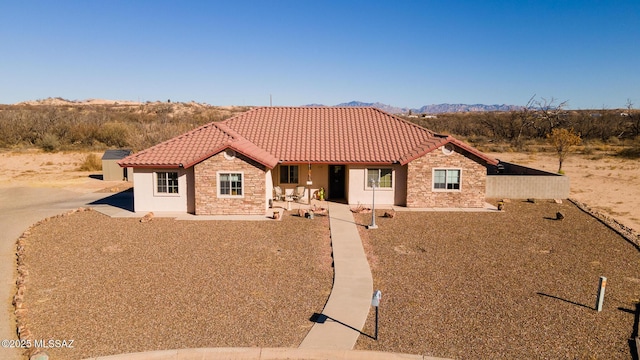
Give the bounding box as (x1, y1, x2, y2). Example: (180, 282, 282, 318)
(21, 210, 332, 360)
(354, 201, 640, 359)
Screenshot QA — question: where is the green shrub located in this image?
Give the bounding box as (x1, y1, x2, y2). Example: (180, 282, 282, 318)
(78, 153, 102, 171)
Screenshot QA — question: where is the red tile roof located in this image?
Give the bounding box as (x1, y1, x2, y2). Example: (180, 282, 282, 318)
(119, 107, 497, 168)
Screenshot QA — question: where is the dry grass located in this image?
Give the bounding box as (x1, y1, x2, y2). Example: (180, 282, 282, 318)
(77, 153, 102, 171)
(354, 201, 640, 359)
(22, 211, 332, 360)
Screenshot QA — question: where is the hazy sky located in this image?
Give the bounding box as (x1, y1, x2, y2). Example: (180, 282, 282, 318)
(1, 0, 638, 109)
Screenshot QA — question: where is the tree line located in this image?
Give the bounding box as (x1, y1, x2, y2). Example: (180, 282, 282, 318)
(407, 104, 639, 147)
(0, 103, 249, 151)
(0, 99, 638, 157)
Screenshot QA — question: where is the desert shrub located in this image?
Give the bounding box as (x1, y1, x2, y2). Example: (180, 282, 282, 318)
(38, 133, 60, 152)
(616, 138, 640, 159)
(464, 135, 491, 146)
(607, 136, 621, 145)
(582, 146, 594, 155)
(68, 122, 100, 146)
(78, 153, 102, 171)
(96, 122, 129, 147)
(485, 144, 514, 153)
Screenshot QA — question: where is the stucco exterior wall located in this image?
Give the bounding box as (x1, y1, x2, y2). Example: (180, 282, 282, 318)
(194, 151, 267, 215)
(406, 145, 486, 208)
(347, 165, 406, 206)
(271, 164, 329, 202)
(132, 168, 191, 213)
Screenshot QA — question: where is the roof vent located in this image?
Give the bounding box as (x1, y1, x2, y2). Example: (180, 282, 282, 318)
(442, 144, 455, 155)
(224, 149, 236, 160)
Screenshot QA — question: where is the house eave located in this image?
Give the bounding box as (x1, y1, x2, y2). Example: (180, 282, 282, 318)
(118, 163, 182, 169)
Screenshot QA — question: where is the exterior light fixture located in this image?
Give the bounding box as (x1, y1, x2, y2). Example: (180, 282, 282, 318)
(367, 178, 378, 229)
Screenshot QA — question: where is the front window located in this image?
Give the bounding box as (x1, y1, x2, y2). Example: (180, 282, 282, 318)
(219, 172, 243, 196)
(367, 168, 393, 188)
(156, 172, 179, 194)
(279, 165, 299, 184)
(433, 169, 461, 190)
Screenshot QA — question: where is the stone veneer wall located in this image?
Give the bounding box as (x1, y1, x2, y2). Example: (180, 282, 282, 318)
(406, 146, 486, 208)
(194, 152, 266, 215)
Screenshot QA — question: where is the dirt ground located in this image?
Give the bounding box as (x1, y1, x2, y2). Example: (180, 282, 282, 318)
(354, 202, 640, 359)
(487, 151, 640, 233)
(20, 210, 332, 360)
(4, 149, 640, 359)
(0, 149, 127, 193)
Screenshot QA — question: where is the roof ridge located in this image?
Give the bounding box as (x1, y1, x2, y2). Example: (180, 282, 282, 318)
(122, 121, 230, 161)
(212, 121, 279, 168)
(369, 107, 436, 136)
(212, 122, 243, 142)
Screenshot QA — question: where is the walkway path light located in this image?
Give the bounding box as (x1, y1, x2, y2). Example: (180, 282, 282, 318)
(371, 290, 381, 340)
(367, 179, 378, 229)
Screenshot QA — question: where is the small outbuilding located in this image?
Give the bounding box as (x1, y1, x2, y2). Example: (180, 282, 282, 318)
(102, 149, 132, 181)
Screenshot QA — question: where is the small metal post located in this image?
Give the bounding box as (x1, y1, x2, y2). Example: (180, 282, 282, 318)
(596, 276, 607, 312)
(371, 290, 381, 340)
(368, 179, 378, 229)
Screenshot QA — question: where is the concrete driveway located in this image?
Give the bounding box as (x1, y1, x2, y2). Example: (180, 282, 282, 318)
(0, 186, 115, 360)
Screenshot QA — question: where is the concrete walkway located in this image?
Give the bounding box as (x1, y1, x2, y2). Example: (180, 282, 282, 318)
(299, 203, 374, 350)
(83, 347, 449, 359)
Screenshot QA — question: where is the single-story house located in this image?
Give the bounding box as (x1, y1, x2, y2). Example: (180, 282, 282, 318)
(118, 107, 498, 215)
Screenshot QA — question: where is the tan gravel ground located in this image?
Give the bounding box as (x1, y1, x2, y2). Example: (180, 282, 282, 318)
(354, 201, 640, 359)
(21, 210, 332, 360)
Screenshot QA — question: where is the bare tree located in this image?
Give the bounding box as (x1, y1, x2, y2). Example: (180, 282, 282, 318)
(625, 99, 640, 137)
(513, 94, 537, 148)
(530, 97, 569, 138)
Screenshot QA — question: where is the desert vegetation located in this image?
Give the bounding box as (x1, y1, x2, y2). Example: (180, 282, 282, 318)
(1, 97, 638, 160)
(403, 98, 640, 159)
(0, 99, 251, 152)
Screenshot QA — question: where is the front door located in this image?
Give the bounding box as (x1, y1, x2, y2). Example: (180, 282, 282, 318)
(329, 165, 346, 200)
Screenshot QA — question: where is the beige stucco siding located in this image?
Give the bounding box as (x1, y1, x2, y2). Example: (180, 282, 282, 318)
(132, 168, 191, 213)
(347, 165, 406, 206)
(271, 164, 329, 202)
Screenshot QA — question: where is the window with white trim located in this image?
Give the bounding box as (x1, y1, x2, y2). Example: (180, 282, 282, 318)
(279, 165, 299, 184)
(219, 172, 243, 196)
(433, 169, 461, 190)
(156, 171, 179, 194)
(367, 168, 393, 188)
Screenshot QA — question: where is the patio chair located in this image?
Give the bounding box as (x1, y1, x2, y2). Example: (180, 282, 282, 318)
(273, 186, 285, 201)
(291, 186, 306, 203)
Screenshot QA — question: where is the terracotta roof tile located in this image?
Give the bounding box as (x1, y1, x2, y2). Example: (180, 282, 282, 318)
(119, 107, 496, 168)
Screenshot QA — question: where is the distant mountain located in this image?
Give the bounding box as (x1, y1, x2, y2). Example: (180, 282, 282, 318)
(303, 101, 521, 114)
(417, 103, 521, 113)
(334, 101, 409, 114)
